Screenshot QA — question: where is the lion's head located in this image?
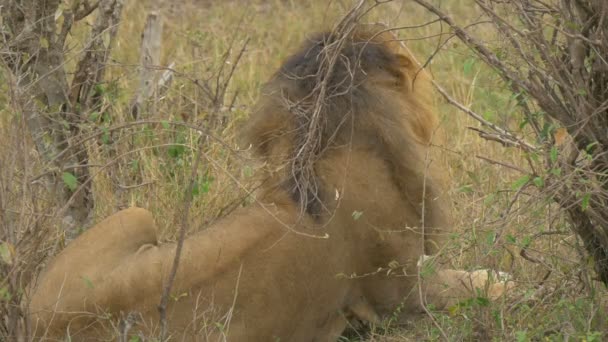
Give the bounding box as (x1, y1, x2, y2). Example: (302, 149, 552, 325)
(243, 24, 448, 251)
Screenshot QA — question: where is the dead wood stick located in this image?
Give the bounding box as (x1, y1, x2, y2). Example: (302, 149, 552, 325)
(131, 12, 163, 118)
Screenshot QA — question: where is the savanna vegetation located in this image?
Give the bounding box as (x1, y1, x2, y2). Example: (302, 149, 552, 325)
(1, 0, 607, 340)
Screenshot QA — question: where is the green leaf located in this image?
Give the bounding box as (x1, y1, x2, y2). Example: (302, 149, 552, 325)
(586, 332, 603, 342)
(540, 122, 555, 141)
(335, 273, 347, 280)
(511, 175, 530, 190)
(474, 296, 490, 306)
(463, 58, 476, 76)
(168, 144, 185, 158)
(192, 176, 213, 196)
(550, 168, 562, 176)
(495, 48, 506, 61)
(39, 37, 49, 49)
(215, 322, 225, 332)
(101, 127, 111, 144)
(0, 242, 12, 265)
(466, 171, 480, 185)
(532, 176, 544, 188)
(170, 292, 188, 302)
(581, 193, 591, 211)
(528, 152, 540, 163)
(54, 6, 63, 21)
(62, 172, 78, 191)
(420, 262, 436, 278)
(550, 146, 558, 163)
(201, 180, 211, 193)
(243, 165, 253, 178)
(191, 181, 200, 197)
(130, 159, 139, 172)
(352, 211, 363, 220)
(0, 286, 11, 301)
(101, 112, 112, 123)
(486, 231, 496, 245)
(457, 184, 473, 193)
(483, 193, 496, 206)
(81, 276, 94, 289)
(482, 111, 495, 121)
(515, 330, 528, 342)
(60, 119, 70, 129)
(521, 236, 531, 248)
(88, 111, 100, 122)
(506, 234, 517, 244)
(586, 141, 598, 152)
(161, 121, 170, 129)
(94, 84, 106, 95)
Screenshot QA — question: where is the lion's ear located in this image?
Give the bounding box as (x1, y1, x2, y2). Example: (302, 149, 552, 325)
(395, 54, 413, 69)
(390, 50, 434, 98)
(380, 53, 416, 90)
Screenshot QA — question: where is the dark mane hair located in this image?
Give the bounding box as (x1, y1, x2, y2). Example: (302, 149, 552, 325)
(242, 25, 439, 221)
(279, 30, 409, 104)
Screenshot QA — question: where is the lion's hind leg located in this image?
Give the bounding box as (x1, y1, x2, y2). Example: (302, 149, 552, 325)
(29, 207, 159, 338)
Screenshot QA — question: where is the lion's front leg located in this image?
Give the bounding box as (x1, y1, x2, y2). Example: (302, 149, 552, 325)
(420, 262, 514, 310)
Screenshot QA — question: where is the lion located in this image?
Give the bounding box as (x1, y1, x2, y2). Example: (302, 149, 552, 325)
(28, 25, 512, 341)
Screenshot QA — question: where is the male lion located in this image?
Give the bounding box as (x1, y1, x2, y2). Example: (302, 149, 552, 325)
(29, 25, 511, 341)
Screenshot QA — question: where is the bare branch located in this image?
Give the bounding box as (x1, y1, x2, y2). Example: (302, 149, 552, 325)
(75, 1, 101, 21)
(432, 80, 537, 152)
(414, 0, 608, 284)
(158, 134, 204, 341)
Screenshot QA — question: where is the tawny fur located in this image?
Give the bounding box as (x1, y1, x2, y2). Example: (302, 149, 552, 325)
(29, 25, 512, 341)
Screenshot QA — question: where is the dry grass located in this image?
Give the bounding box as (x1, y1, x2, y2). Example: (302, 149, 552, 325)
(1, 0, 606, 340)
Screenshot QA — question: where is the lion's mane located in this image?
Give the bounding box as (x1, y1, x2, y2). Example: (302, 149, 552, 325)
(243, 25, 447, 249)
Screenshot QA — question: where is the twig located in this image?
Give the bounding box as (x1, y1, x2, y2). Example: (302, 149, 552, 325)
(432, 80, 537, 152)
(158, 135, 205, 341)
(468, 127, 527, 149)
(31, 119, 245, 180)
(74, 0, 101, 21)
(519, 230, 568, 266)
(417, 128, 449, 341)
(116, 180, 155, 190)
(412, 0, 529, 91)
(476, 155, 528, 174)
(219, 38, 249, 110)
(54, 143, 193, 220)
(212, 7, 250, 109)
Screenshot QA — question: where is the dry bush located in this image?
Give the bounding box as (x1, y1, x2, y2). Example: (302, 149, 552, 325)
(0, 1, 252, 340)
(402, 0, 608, 339)
(414, 0, 608, 285)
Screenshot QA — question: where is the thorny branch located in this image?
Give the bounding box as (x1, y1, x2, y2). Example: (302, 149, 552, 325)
(432, 80, 537, 152)
(157, 134, 204, 341)
(412, 0, 608, 284)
